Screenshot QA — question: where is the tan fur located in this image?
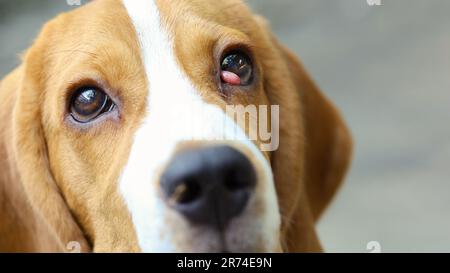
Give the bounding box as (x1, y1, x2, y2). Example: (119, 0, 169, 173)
(0, 0, 352, 252)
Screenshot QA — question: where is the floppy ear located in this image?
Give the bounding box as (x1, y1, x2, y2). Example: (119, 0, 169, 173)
(11, 24, 91, 253)
(277, 44, 353, 222)
(254, 16, 352, 252)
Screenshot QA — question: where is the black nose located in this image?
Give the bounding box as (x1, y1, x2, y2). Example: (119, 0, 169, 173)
(161, 146, 256, 229)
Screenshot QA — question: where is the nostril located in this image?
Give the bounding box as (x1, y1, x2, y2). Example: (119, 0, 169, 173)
(223, 159, 257, 193)
(225, 179, 242, 192)
(224, 170, 249, 192)
(169, 178, 202, 205)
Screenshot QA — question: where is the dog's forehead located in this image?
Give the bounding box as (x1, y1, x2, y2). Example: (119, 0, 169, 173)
(153, 0, 257, 30)
(77, 0, 258, 41)
(53, 0, 261, 96)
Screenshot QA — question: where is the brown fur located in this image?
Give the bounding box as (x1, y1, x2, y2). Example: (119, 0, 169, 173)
(0, 0, 352, 252)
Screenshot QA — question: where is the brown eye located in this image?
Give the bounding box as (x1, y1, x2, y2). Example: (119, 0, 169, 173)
(70, 87, 115, 123)
(220, 51, 253, 86)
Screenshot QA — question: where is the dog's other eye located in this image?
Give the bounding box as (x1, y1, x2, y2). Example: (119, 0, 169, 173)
(70, 87, 115, 123)
(220, 51, 253, 86)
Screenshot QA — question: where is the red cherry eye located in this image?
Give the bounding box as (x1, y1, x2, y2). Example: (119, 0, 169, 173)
(221, 71, 241, 85)
(220, 52, 253, 86)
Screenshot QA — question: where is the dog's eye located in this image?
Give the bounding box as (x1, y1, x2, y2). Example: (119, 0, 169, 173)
(70, 87, 115, 123)
(220, 51, 253, 86)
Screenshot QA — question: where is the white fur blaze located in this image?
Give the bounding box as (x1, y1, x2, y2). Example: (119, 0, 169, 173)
(120, 0, 280, 252)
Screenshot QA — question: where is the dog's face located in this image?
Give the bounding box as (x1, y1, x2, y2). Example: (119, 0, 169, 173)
(11, 0, 352, 253)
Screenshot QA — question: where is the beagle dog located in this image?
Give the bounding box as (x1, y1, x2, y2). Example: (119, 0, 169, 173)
(0, 0, 352, 253)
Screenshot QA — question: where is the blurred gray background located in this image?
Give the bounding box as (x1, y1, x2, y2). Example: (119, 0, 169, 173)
(1, 0, 449, 252)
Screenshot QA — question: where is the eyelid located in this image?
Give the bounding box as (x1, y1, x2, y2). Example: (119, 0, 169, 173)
(213, 27, 256, 64)
(213, 39, 260, 96)
(64, 75, 121, 114)
(64, 73, 119, 101)
(70, 88, 115, 123)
